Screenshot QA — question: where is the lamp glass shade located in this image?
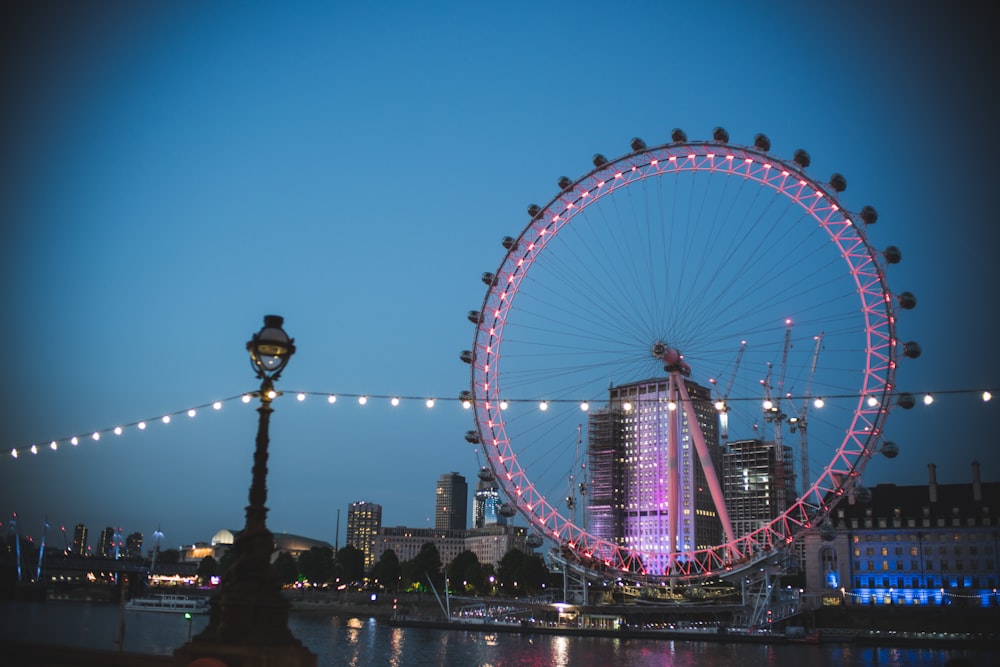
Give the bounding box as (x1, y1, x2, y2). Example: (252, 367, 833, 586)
(248, 315, 295, 376)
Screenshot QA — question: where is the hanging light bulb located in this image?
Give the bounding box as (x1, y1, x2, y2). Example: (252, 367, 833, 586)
(923, 393, 934, 406)
(426, 399, 436, 408)
(580, 402, 589, 411)
(983, 391, 993, 402)
(539, 401, 549, 411)
(358, 396, 368, 405)
(297, 393, 306, 402)
(327, 395, 337, 404)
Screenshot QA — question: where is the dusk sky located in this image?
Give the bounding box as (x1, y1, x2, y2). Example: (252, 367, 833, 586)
(2, 1, 997, 553)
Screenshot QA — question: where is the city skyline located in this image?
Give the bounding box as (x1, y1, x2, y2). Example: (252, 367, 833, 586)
(2, 2, 998, 551)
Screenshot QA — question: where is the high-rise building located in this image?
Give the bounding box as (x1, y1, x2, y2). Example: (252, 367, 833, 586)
(722, 438, 796, 539)
(71, 523, 88, 556)
(586, 406, 625, 542)
(473, 477, 506, 528)
(97, 526, 115, 558)
(586, 377, 724, 574)
(346, 501, 383, 570)
(435, 472, 468, 531)
(124, 531, 144, 559)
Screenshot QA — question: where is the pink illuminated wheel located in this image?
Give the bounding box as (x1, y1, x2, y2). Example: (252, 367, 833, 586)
(464, 130, 907, 582)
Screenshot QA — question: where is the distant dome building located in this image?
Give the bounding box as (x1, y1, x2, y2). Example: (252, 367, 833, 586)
(272, 533, 334, 558)
(211, 529, 236, 546)
(183, 529, 333, 563)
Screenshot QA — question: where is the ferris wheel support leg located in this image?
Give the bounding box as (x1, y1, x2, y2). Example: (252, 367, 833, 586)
(676, 378, 736, 545)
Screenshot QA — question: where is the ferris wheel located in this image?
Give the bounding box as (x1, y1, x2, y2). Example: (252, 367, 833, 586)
(462, 128, 918, 582)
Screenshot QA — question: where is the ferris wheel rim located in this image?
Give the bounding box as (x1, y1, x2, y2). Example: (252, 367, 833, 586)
(468, 134, 898, 581)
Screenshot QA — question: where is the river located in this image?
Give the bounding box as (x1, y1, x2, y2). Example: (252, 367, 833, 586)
(1, 599, 996, 666)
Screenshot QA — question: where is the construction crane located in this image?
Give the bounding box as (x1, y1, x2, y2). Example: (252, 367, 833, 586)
(788, 333, 824, 493)
(566, 425, 585, 527)
(763, 321, 793, 447)
(711, 340, 746, 443)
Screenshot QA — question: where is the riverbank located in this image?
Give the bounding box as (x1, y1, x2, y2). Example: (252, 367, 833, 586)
(386, 614, 999, 648)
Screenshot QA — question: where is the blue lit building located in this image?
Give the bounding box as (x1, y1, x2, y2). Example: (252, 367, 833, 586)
(474, 479, 506, 528)
(803, 462, 999, 608)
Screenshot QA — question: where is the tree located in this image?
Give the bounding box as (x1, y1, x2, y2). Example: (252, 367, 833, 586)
(497, 549, 549, 596)
(370, 549, 402, 591)
(403, 542, 443, 592)
(334, 545, 366, 585)
(217, 545, 237, 578)
(447, 550, 485, 594)
(196, 555, 218, 585)
(297, 546, 335, 585)
(273, 551, 298, 586)
(159, 548, 181, 564)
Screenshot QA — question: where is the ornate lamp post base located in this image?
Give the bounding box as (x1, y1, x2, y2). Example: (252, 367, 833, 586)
(175, 641, 316, 667)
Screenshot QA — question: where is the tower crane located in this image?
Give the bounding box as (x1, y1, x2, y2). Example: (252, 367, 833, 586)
(566, 425, 586, 528)
(711, 340, 746, 443)
(763, 321, 793, 447)
(787, 333, 824, 494)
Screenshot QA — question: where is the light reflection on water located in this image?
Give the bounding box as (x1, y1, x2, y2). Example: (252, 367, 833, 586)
(1, 601, 996, 667)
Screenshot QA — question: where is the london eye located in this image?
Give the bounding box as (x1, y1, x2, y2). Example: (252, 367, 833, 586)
(462, 128, 916, 582)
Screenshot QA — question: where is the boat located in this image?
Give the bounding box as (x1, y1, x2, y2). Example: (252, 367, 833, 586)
(125, 593, 209, 614)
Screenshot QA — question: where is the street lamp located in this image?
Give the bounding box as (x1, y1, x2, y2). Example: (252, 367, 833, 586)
(176, 315, 315, 666)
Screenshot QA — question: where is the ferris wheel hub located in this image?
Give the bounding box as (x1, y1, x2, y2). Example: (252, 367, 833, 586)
(652, 341, 690, 376)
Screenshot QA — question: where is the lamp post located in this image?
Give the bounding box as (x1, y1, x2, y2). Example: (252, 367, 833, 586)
(176, 315, 315, 667)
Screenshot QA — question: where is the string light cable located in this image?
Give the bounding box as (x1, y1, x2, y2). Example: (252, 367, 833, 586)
(6, 386, 995, 460)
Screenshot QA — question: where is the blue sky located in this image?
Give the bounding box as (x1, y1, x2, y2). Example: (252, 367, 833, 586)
(1, 1, 997, 551)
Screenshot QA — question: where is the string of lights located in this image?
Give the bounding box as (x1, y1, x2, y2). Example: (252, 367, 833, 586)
(841, 588, 999, 602)
(6, 387, 995, 461)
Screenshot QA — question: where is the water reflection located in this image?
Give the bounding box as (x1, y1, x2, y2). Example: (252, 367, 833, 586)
(389, 626, 404, 667)
(1, 601, 995, 667)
